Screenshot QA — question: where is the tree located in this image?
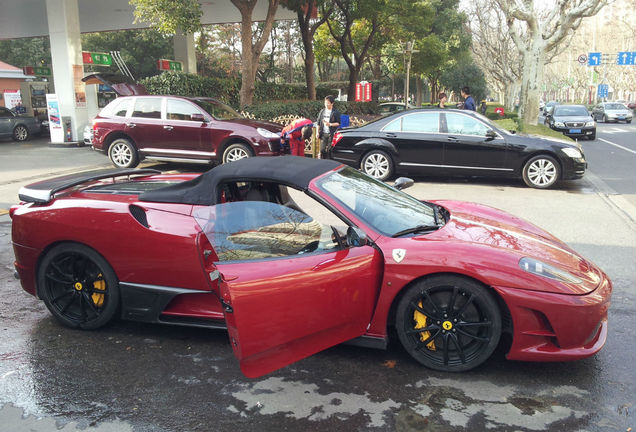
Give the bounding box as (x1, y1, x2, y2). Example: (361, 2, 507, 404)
(494, 0, 607, 125)
(466, 0, 521, 110)
(0, 37, 50, 70)
(131, 0, 281, 107)
(283, 0, 331, 99)
(440, 59, 488, 103)
(313, 24, 340, 81)
(323, 0, 385, 100)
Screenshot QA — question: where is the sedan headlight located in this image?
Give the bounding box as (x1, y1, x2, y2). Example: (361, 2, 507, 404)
(519, 257, 582, 284)
(561, 147, 583, 159)
(585, 121, 595, 127)
(554, 121, 565, 127)
(257, 128, 280, 139)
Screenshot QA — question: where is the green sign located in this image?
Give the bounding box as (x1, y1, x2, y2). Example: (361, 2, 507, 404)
(23, 66, 51, 76)
(157, 59, 183, 71)
(82, 51, 113, 66)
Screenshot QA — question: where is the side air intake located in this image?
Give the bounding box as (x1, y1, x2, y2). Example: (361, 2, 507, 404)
(129, 205, 149, 228)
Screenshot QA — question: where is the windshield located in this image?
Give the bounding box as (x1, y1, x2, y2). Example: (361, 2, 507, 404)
(605, 103, 626, 110)
(316, 167, 438, 236)
(554, 106, 589, 116)
(192, 99, 242, 120)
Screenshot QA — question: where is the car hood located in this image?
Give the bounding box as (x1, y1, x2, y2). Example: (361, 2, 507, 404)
(552, 115, 593, 122)
(605, 109, 631, 115)
(421, 200, 602, 295)
(505, 131, 580, 149)
(225, 118, 283, 132)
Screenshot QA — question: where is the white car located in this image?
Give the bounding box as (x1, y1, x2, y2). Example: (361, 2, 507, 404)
(591, 102, 633, 123)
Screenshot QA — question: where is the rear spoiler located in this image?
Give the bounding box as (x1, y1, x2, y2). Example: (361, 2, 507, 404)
(18, 168, 161, 204)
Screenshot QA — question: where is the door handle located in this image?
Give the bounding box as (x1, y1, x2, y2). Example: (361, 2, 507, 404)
(447, 136, 459, 142)
(384, 133, 397, 138)
(163, 125, 174, 131)
(312, 258, 336, 271)
(125, 123, 136, 128)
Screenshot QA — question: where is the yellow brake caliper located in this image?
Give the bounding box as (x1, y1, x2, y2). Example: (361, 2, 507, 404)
(414, 300, 436, 351)
(91, 274, 106, 307)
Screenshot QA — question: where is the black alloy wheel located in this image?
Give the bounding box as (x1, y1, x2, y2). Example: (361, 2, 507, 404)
(396, 275, 502, 372)
(38, 243, 119, 330)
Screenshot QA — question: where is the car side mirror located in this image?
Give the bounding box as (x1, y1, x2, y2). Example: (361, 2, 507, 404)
(393, 177, 414, 191)
(191, 113, 207, 122)
(485, 130, 497, 140)
(346, 226, 368, 247)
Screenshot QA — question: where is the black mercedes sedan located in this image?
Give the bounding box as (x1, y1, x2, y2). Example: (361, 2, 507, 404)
(330, 109, 587, 189)
(545, 105, 596, 140)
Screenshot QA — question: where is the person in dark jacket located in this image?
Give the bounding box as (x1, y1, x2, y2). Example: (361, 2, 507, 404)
(461, 87, 476, 111)
(316, 95, 341, 159)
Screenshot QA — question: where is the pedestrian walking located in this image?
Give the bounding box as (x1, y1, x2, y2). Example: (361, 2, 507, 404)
(316, 95, 341, 159)
(461, 87, 476, 111)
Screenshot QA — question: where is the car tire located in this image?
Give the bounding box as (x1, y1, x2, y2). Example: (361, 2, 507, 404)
(522, 155, 560, 189)
(627, 119, 632, 124)
(395, 275, 502, 372)
(603, 115, 608, 123)
(588, 131, 596, 140)
(38, 243, 120, 330)
(108, 138, 139, 168)
(361, 150, 394, 181)
(12, 125, 29, 141)
(222, 143, 252, 164)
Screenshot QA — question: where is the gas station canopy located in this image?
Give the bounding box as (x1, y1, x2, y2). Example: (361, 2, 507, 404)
(0, 0, 295, 39)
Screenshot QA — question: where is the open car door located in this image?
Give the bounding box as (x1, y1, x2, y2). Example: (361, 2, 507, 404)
(194, 201, 383, 378)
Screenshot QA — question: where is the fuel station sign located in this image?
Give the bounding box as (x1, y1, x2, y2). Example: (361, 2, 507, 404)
(82, 51, 113, 66)
(157, 59, 183, 71)
(22, 66, 51, 76)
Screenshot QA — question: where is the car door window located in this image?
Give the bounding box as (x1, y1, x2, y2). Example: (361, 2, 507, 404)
(132, 98, 162, 119)
(167, 99, 204, 121)
(401, 112, 439, 133)
(383, 118, 402, 131)
(195, 184, 345, 262)
(446, 113, 490, 136)
(0, 108, 13, 118)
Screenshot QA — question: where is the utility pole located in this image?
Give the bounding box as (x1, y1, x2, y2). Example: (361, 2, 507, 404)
(404, 40, 418, 109)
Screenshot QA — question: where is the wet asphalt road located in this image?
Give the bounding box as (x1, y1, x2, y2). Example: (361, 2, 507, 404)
(0, 137, 635, 431)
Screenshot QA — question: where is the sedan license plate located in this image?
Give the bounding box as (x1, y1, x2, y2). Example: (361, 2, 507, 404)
(569, 128, 582, 134)
(618, 116, 625, 119)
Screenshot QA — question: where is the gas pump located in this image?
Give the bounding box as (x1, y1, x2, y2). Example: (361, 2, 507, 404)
(19, 81, 53, 120)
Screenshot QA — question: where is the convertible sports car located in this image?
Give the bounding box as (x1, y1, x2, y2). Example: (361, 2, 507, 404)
(11, 157, 611, 377)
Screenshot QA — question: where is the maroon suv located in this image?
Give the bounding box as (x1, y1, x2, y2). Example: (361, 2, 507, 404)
(91, 95, 283, 168)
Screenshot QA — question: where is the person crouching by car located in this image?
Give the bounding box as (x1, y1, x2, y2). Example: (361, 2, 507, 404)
(281, 118, 314, 157)
(316, 95, 341, 159)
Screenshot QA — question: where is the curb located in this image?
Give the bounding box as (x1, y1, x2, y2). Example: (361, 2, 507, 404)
(47, 141, 85, 148)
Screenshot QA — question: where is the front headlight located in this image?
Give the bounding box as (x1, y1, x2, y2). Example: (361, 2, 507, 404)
(561, 147, 583, 159)
(257, 128, 280, 139)
(554, 121, 565, 127)
(585, 121, 595, 127)
(519, 257, 582, 284)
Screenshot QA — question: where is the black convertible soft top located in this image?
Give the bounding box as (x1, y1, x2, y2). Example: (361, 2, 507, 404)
(140, 156, 343, 206)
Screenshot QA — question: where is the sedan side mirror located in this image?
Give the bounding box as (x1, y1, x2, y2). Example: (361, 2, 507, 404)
(485, 130, 497, 140)
(393, 177, 414, 191)
(191, 113, 207, 122)
(346, 226, 368, 247)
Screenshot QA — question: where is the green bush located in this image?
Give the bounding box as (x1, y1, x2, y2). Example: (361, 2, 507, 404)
(139, 71, 341, 108)
(243, 100, 380, 121)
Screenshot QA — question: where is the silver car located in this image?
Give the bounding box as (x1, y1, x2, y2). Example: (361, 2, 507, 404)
(591, 102, 633, 123)
(0, 107, 41, 141)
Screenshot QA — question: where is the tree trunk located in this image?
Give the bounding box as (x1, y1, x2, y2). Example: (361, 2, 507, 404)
(298, 10, 317, 100)
(518, 39, 544, 125)
(347, 67, 359, 101)
(415, 76, 423, 106)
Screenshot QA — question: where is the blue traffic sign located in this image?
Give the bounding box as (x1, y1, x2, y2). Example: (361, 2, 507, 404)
(588, 52, 602, 66)
(597, 84, 609, 98)
(616, 52, 633, 65)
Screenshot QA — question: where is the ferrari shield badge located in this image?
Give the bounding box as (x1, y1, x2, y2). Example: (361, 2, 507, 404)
(392, 248, 406, 263)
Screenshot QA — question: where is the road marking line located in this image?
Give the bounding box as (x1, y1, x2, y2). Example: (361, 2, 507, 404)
(598, 138, 636, 155)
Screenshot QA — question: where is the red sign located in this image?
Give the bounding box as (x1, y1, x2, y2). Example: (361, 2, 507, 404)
(355, 83, 363, 102)
(364, 82, 372, 102)
(495, 107, 505, 116)
(82, 51, 93, 64)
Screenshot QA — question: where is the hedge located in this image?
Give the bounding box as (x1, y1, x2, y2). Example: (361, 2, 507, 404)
(139, 71, 339, 108)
